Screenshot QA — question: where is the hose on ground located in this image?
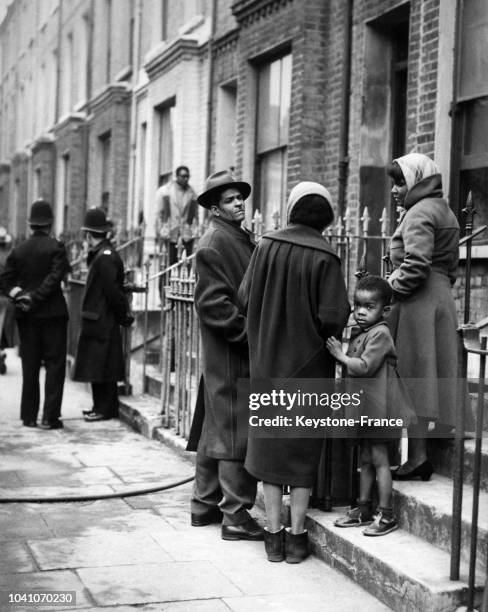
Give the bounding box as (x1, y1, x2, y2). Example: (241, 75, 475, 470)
(0, 475, 195, 504)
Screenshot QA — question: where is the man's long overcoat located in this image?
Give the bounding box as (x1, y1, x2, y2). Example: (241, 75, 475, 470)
(73, 240, 128, 383)
(190, 216, 254, 460)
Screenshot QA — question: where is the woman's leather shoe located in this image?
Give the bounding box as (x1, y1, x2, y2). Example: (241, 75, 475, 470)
(22, 421, 37, 427)
(221, 517, 264, 540)
(84, 412, 111, 422)
(392, 460, 433, 481)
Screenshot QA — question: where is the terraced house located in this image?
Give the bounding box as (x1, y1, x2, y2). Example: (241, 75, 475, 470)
(0, 0, 487, 610)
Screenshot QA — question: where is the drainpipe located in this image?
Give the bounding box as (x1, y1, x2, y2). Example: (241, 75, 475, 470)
(54, 0, 63, 124)
(449, 0, 464, 583)
(127, 0, 143, 231)
(52, 0, 63, 235)
(337, 0, 353, 219)
(83, 0, 94, 212)
(447, 0, 462, 216)
(204, 0, 217, 178)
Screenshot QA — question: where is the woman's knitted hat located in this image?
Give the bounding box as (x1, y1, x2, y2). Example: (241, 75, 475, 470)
(286, 181, 333, 223)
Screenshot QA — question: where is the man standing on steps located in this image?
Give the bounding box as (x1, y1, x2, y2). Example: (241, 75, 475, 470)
(155, 165, 198, 265)
(73, 208, 133, 422)
(186, 170, 263, 541)
(0, 200, 70, 429)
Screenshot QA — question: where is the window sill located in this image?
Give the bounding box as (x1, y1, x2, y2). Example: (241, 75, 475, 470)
(459, 244, 488, 260)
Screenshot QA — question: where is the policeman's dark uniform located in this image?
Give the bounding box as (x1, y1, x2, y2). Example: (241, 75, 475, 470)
(0, 200, 70, 427)
(73, 209, 131, 420)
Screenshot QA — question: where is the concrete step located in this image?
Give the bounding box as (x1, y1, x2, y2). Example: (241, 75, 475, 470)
(430, 437, 488, 493)
(145, 367, 164, 398)
(306, 508, 484, 612)
(393, 474, 488, 569)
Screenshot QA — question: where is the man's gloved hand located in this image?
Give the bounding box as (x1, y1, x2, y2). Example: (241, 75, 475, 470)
(121, 312, 135, 327)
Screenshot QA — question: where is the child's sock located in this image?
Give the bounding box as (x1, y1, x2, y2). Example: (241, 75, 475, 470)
(358, 499, 373, 518)
(378, 506, 394, 520)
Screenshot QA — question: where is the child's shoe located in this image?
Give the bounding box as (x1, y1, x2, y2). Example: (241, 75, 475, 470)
(363, 508, 398, 536)
(264, 527, 285, 562)
(334, 501, 374, 528)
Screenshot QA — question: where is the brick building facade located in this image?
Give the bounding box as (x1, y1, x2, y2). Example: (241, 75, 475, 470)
(0, 0, 487, 318)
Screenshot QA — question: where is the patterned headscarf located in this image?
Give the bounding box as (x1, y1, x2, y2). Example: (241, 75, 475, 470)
(393, 153, 439, 191)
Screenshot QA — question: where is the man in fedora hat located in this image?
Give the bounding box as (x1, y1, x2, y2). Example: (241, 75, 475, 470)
(186, 170, 263, 541)
(73, 208, 133, 422)
(0, 199, 70, 428)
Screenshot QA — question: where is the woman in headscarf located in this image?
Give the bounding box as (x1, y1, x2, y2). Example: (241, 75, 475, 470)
(239, 182, 350, 563)
(386, 153, 460, 480)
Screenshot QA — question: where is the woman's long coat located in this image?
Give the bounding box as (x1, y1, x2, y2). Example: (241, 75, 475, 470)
(189, 216, 255, 460)
(73, 240, 128, 383)
(239, 224, 350, 486)
(387, 174, 460, 426)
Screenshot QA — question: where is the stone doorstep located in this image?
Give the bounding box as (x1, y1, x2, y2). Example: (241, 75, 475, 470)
(119, 393, 485, 612)
(306, 509, 484, 612)
(392, 475, 488, 570)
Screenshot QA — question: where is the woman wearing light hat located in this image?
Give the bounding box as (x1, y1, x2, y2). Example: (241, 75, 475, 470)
(239, 182, 350, 562)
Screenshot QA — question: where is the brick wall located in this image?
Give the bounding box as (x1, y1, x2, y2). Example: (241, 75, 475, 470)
(88, 89, 131, 232)
(54, 118, 88, 235)
(31, 142, 56, 204)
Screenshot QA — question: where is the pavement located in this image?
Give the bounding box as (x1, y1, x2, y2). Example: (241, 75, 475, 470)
(0, 348, 391, 612)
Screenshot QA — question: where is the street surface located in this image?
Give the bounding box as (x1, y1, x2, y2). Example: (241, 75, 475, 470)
(0, 348, 390, 611)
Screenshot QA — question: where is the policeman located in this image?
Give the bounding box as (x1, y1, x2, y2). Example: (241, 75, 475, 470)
(73, 208, 133, 421)
(0, 200, 70, 428)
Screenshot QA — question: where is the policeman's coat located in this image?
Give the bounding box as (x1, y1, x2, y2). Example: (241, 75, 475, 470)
(73, 240, 128, 383)
(190, 216, 255, 460)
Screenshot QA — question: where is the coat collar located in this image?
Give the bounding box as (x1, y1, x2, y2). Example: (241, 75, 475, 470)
(210, 216, 255, 244)
(404, 174, 443, 210)
(262, 224, 339, 259)
(87, 238, 112, 265)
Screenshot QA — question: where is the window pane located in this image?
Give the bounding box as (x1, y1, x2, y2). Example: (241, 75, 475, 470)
(459, 0, 488, 100)
(462, 96, 488, 167)
(279, 53, 292, 146)
(158, 105, 174, 176)
(257, 61, 280, 153)
(259, 148, 287, 230)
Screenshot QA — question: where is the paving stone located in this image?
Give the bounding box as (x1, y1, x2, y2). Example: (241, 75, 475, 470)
(17, 467, 124, 487)
(0, 570, 91, 610)
(150, 528, 264, 562)
(57, 602, 229, 611)
(0, 506, 53, 541)
(28, 533, 172, 570)
(212, 553, 342, 598)
(0, 541, 37, 573)
(76, 562, 242, 606)
(42, 508, 176, 537)
(223, 591, 391, 612)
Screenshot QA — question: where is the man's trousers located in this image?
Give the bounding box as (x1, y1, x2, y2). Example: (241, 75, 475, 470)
(17, 316, 67, 424)
(191, 443, 257, 526)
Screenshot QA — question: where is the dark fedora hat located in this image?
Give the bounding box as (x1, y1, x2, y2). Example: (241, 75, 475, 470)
(28, 199, 54, 226)
(197, 170, 251, 209)
(81, 208, 112, 233)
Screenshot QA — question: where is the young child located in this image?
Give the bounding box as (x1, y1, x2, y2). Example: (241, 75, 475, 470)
(326, 275, 414, 536)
